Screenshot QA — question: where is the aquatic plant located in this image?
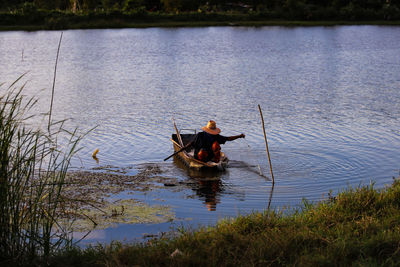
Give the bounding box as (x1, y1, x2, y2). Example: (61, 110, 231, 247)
(0, 78, 83, 265)
(61, 166, 177, 232)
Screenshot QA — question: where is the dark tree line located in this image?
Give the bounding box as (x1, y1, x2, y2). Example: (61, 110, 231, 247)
(0, 0, 399, 20)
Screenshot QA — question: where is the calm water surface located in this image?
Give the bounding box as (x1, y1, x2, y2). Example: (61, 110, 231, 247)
(1, 26, 400, 244)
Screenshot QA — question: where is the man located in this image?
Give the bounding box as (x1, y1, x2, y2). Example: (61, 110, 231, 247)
(191, 120, 245, 162)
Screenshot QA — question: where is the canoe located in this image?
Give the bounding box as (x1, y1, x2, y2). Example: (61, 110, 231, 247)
(170, 133, 229, 171)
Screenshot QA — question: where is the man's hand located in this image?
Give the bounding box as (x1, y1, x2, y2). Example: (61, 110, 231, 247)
(227, 133, 246, 141)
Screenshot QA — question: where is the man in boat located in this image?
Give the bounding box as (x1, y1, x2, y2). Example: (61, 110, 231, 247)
(190, 120, 245, 163)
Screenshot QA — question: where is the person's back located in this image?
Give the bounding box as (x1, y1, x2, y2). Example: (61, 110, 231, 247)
(192, 131, 227, 162)
(191, 120, 245, 162)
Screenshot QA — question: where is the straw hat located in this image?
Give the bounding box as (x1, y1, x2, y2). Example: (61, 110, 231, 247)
(202, 120, 221, 135)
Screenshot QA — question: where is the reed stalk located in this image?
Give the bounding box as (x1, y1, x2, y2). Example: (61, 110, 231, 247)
(48, 32, 63, 133)
(0, 78, 83, 265)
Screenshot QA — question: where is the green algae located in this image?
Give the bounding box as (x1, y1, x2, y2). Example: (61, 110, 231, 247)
(59, 164, 179, 232)
(70, 199, 174, 232)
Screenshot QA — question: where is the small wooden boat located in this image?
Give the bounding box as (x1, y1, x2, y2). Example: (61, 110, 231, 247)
(170, 133, 229, 171)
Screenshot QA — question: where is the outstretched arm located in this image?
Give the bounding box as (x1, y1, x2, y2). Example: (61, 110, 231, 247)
(226, 133, 245, 141)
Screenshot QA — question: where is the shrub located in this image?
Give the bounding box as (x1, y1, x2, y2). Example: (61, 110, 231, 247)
(123, 0, 146, 12)
(383, 4, 400, 20)
(21, 2, 38, 15)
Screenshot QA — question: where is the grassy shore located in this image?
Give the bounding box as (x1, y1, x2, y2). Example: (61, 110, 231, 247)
(47, 178, 400, 267)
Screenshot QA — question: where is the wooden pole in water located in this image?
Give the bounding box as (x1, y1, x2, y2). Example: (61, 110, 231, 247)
(258, 104, 275, 185)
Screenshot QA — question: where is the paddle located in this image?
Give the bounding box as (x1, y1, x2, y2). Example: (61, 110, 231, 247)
(163, 142, 192, 161)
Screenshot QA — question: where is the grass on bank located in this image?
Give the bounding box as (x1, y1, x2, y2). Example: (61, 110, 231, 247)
(49, 178, 400, 267)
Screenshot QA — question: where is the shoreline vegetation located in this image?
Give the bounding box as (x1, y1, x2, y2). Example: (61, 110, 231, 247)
(1, 1, 400, 30)
(51, 177, 400, 266)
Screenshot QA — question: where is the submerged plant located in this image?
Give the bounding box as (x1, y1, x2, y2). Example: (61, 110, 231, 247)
(0, 77, 83, 265)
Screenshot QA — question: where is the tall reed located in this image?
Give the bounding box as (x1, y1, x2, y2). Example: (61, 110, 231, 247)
(0, 77, 82, 265)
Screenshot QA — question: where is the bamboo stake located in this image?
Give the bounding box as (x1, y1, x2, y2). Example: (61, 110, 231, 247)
(48, 32, 63, 133)
(173, 118, 184, 147)
(258, 104, 275, 185)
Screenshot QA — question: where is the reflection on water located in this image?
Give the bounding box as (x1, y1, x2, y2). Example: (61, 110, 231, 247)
(173, 157, 223, 211)
(267, 182, 275, 214)
(172, 156, 223, 179)
(1, 26, 400, 243)
(190, 179, 223, 212)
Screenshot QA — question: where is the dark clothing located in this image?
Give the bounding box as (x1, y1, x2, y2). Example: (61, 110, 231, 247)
(192, 132, 227, 161)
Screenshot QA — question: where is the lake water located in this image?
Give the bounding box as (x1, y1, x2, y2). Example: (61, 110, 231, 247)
(1, 26, 400, 244)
